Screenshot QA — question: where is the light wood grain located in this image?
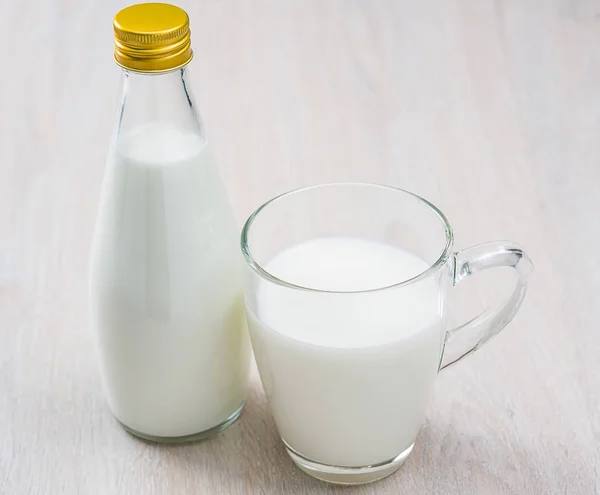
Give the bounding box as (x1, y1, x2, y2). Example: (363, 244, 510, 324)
(1, 0, 599, 493)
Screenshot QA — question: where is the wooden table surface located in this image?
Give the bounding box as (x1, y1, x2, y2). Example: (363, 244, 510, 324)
(1, 1, 599, 493)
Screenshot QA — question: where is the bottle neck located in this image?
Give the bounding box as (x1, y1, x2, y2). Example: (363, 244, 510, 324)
(116, 67, 204, 139)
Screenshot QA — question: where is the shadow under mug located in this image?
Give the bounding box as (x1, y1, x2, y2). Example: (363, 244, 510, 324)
(241, 183, 532, 485)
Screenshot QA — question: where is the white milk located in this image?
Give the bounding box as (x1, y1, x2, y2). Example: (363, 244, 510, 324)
(90, 122, 249, 438)
(246, 237, 445, 467)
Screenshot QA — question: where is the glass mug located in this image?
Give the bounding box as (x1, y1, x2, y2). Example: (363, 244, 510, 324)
(241, 183, 532, 484)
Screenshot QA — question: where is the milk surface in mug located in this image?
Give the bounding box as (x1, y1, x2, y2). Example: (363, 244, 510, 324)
(246, 237, 445, 467)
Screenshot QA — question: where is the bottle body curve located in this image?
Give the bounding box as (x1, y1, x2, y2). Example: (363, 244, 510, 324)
(89, 68, 249, 440)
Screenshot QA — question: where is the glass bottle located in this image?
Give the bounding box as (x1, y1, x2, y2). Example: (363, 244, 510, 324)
(89, 3, 249, 442)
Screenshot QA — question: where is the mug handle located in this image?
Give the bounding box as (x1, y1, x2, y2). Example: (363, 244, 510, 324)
(439, 241, 533, 370)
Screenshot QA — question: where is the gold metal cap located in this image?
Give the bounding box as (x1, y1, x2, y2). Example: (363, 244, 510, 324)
(113, 3, 193, 73)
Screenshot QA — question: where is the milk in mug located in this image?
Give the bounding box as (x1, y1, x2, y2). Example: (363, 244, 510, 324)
(246, 237, 445, 467)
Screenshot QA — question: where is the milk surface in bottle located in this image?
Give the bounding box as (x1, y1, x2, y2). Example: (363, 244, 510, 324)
(89, 3, 249, 441)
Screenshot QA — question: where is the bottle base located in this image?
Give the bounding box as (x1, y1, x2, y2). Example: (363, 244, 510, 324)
(284, 440, 415, 485)
(116, 401, 245, 444)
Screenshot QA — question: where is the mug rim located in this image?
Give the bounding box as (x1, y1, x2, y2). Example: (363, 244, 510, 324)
(240, 182, 454, 293)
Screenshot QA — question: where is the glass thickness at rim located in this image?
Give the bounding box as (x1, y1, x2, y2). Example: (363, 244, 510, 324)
(240, 183, 454, 294)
